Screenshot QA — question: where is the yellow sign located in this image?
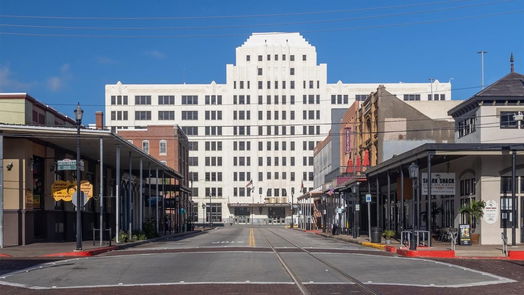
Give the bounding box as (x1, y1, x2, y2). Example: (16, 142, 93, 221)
(52, 180, 93, 201)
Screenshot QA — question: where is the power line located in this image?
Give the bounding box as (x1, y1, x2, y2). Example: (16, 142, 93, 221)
(2, 8, 522, 39)
(0, 0, 508, 32)
(0, 120, 507, 141)
(0, 0, 478, 21)
(0, 103, 506, 129)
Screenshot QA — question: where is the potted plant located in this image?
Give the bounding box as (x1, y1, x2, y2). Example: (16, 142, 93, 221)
(383, 230, 395, 244)
(459, 200, 486, 244)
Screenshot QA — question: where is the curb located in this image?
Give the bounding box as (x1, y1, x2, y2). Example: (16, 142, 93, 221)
(41, 246, 118, 257)
(295, 228, 524, 260)
(396, 248, 455, 258)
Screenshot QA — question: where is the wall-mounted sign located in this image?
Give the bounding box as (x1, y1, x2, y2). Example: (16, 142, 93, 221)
(52, 180, 93, 201)
(483, 200, 498, 224)
(365, 194, 372, 203)
(421, 173, 455, 196)
(345, 127, 351, 154)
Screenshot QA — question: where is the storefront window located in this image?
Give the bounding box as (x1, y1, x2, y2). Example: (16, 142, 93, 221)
(32, 156, 44, 209)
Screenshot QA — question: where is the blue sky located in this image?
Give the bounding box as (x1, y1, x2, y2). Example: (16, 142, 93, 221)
(0, 0, 523, 124)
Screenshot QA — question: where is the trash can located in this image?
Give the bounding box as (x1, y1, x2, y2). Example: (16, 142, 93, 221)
(371, 227, 382, 243)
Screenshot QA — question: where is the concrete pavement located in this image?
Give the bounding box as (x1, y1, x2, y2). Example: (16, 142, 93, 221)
(0, 225, 517, 294)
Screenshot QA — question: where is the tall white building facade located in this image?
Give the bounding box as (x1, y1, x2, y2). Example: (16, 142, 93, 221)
(105, 32, 452, 224)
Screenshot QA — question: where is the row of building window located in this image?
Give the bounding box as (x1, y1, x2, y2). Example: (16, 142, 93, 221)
(428, 94, 446, 100)
(205, 187, 223, 198)
(457, 116, 476, 138)
(257, 110, 296, 120)
(258, 171, 296, 182)
(257, 68, 296, 76)
(233, 156, 251, 166)
(257, 156, 298, 167)
(500, 111, 524, 129)
(246, 54, 306, 62)
(110, 95, 128, 105)
(111, 95, 226, 106)
(139, 140, 167, 155)
(233, 172, 251, 182)
(111, 93, 367, 108)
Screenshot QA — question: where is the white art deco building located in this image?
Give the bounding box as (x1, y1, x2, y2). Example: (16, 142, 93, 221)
(105, 32, 452, 225)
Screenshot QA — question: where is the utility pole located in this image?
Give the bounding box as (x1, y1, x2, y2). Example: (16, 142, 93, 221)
(477, 51, 487, 89)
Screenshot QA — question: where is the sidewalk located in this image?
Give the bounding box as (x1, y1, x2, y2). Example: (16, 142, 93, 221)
(0, 230, 205, 258)
(295, 228, 524, 260)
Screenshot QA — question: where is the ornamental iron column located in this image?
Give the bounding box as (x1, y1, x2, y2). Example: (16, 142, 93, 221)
(409, 162, 419, 250)
(74, 103, 83, 250)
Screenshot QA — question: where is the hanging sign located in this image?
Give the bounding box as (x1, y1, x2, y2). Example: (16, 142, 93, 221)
(57, 159, 84, 171)
(52, 180, 93, 201)
(421, 173, 455, 196)
(483, 200, 498, 224)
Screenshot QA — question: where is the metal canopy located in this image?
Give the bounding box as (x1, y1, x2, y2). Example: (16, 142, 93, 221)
(0, 124, 181, 179)
(366, 143, 524, 177)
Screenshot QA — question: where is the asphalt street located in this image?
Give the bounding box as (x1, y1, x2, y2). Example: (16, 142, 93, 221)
(0, 226, 520, 295)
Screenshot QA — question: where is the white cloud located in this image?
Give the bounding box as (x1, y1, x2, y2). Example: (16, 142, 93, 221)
(0, 65, 33, 91)
(46, 63, 72, 92)
(47, 76, 63, 91)
(145, 50, 166, 59)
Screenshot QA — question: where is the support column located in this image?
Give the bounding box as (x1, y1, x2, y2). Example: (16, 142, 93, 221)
(368, 181, 371, 238)
(99, 138, 104, 246)
(427, 153, 432, 246)
(115, 145, 120, 243)
(155, 168, 159, 234)
(128, 152, 132, 236)
(512, 150, 517, 246)
(139, 158, 143, 232)
(417, 166, 422, 230)
(0, 134, 4, 248)
(376, 177, 380, 228)
(400, 167, 404, 231)
(162, 172, 165, 234)
(148, 165, 151, 222)
(387, 171, 391, 230)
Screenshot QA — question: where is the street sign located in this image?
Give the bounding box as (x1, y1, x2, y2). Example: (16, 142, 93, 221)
(57, 159, 84, 171)
(355, 204, 360, 211)
(72, 191, 88, 208)
(365, 194, 372, 203)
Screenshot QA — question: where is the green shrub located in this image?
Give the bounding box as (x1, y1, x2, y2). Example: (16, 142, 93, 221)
(383, 230, 395, 239)
(143, 220, 158, 239)
(118, 231, 129, 243)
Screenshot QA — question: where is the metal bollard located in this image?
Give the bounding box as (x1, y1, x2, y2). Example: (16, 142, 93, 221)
(501, 232, 508, 256)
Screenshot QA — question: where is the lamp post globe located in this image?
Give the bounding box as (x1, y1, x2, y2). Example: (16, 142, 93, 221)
(408, 162, 418, 250)
(74, 103, 83, 251)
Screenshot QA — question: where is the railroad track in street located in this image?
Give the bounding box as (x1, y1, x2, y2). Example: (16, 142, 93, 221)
(260, 227, 380, 295)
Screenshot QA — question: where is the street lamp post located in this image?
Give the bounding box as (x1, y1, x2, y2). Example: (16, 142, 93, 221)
(74, 103, 83, 251)
(209, 194, 212, 229)
(201, 203, 206, 229)
(408, 162, 419, 250)
(290, 191, 294, 228)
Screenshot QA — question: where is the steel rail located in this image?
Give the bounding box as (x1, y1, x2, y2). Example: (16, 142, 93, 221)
(259, 228, 311, 295)
(265, 228, 380, 295)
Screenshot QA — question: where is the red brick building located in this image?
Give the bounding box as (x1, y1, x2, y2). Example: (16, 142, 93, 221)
(97, 116, 192, 232)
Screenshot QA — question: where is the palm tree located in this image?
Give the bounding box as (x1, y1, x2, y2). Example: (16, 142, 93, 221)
(459, 200, 486, 233)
